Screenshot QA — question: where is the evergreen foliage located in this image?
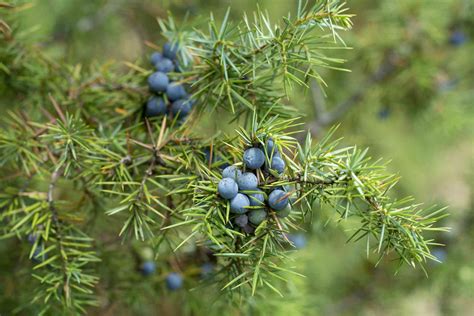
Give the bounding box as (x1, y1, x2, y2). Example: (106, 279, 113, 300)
(0, 1, 448, 314)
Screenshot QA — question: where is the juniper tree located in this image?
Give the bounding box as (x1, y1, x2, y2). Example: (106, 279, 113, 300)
(0, 1, 448, 315)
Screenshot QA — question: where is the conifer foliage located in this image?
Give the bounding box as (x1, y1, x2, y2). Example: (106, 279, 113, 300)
(0, 1, 447, 314)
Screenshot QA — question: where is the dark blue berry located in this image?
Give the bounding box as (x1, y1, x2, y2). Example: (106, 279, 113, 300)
(31, 245, 46, 263)
(265, 137, 278, 156)
(171, 99, 192, 119)
(156, 58, 175, 73)
(237, 172, 258, 190)
(449, 30, 467, 46)
(27, 233, 37, 244)
(234, 214, 248, 227)
(145, 96, 167, 117)
(268, 189, 289, 211)
(218, 178, 238, 200)
(166, 83, 187, 101)
(148, 72, 169, 93)
(166, 272, 183, 290)
(288, 233, 307, 249)
(150, 52, 163, 65)
(163, 42, 179, 60)
(270, 156, 285, 174)
(141, 261, 156, 276)
(230, 193, 250, 214)
(222, 166, 242, 181)
(243, 147, 265, 169)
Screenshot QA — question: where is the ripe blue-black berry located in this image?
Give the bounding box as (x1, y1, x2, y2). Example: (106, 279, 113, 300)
(141, 261, 156, 276)
(155, 58, 175, 73)
(237, 172, 258, 190)
(171, 99, 192, 119)
(234, 214, 248, 227)
(145, 96, 167, 117)
(166, 272, 183, 290)
(148, 72, 169, 93)
(222, 165, 242, 181)
(218, 178, 238, 200)
(150, 52, 163, 65)
(243, 147, 265, 169)
(268, 189, 289, 211)
(166, 83, 187, 101)
(163, 42, 179, 59)
(270, 156, 285, 174)
(230, 193, 250, 214)
(248, 209, 267, 225)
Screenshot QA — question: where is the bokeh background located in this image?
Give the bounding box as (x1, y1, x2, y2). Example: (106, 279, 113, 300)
(2, 0, 473, 315)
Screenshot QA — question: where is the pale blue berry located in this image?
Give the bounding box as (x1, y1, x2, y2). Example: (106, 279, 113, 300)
(230, 193, 250, 214)
(237, 172, 258, 190)
(243, 147, 265, 169)
(218, 178, 238, 200)
(222, 166, 242, 181)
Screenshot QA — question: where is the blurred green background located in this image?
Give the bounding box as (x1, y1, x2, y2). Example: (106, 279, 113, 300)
(4, 0, 473, 315)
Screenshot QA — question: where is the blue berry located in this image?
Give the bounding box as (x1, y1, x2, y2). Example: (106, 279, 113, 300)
(237, 172, 258, 190)
(270, 156, 285, 174)
(230, 193, 250, 214)
(141, 261, 156, 276)
(265, 137, 278, 156)
(268, 189, 289, 211)
(145, 96, 167, 117)
(378, 107, 390, 120)
(148, 72, 169, 93)
(248, 189, 264, 207)
(155, 58, 175, 73)
(222, 166, 242, 181)
(242, 224, 255, 234)
(163, 42, 179, 60)
(150, 52, 163, 65)
(166, 83, 187, 101)
(171, 99, 192, 119)
(200, 262, 214, 278)
(243, 147, 265, 169)
(288, 233, 306, 249)
(449, 30, 467, 46)
(218, 178, 238, 200)
(32, 245, 46, 263)
(27, 233, 37, 244)
(166, 272, 183, 290)
(234, 214, 248, 227)
(248, 210, 267, 225)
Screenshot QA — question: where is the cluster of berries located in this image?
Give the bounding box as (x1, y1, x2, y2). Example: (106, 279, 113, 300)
(217, 138, 291, 233)
(144, 42, 194, 122)
(138, 247, 184, 290)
